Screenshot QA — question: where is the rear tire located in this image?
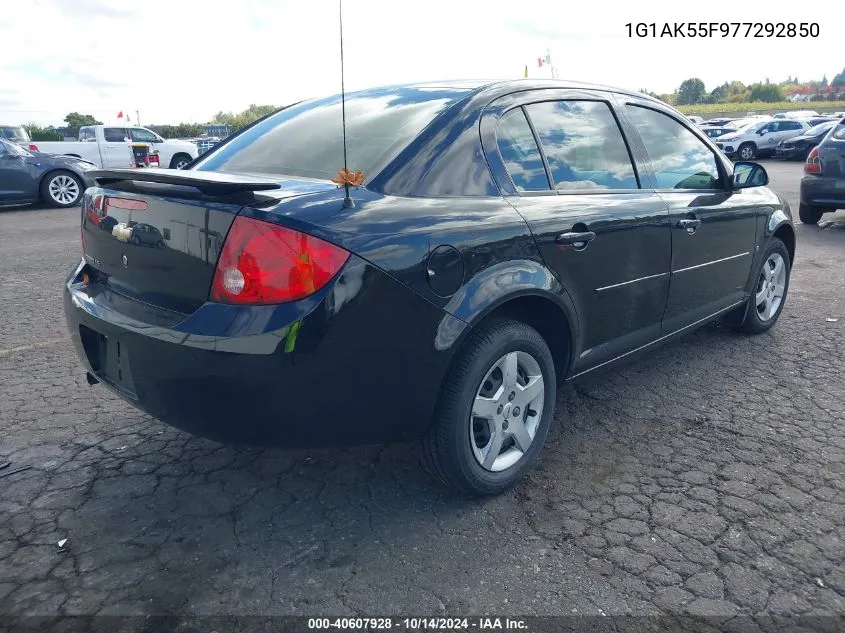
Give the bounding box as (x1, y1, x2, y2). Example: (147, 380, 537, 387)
(798, 203, 824, 225)
(736, 238, 791, 335)
(738, 143, 756, 160)
(421, 318, 556, 496)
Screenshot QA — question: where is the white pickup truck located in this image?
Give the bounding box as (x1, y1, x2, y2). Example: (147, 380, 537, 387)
(34, 125, 199, 169)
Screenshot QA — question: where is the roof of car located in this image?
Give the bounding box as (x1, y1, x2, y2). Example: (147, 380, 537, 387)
(341, 78, 666, 106)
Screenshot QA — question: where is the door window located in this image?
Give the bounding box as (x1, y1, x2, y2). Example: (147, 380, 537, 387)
(104, 128, 129, 142)
(525, 100, 639, 191)
(495, 108, 551, 191)
(130, 128, 159, 143)
(625, 105, 723, 190)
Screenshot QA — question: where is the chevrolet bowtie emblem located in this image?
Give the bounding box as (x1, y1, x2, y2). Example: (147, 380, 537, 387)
(112, 223, 133, 242)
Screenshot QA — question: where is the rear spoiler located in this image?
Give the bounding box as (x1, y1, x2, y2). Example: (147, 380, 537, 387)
(88, 168, 281, 195)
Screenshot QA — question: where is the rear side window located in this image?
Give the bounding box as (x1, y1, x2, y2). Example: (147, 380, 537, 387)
(525, 101, 639, 191)
(496, 108, 550, 191)
(104, 128, 128, 142)
(194, 88, 465, 180)
(626, 105, 723, 190)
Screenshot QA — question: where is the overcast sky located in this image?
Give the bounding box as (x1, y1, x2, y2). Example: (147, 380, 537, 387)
(0, 0, 840, 126)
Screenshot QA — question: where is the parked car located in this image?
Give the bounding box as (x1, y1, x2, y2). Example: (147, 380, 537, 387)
(0, 125, 39, 150)
(34, 125, 198, 169)
(0, 138, 95, 207)
(64, 80, 794, 495)
(702, 126, 737, 139)
(803, 116, 840, 127)
(714, 118, 811, 159)
(687, 115, 704, 125)
(799, 118, 845, 224)
(700, 118, 736, 127)
(775, 120, 838, 160)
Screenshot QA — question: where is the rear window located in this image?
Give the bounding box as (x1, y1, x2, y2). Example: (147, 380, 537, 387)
(194, 87, 467, 180)
(833, 124, 845, 141)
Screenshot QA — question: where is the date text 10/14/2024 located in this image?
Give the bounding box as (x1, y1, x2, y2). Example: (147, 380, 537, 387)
(625, 22, 819, 38)
(307, 617, 529, 630)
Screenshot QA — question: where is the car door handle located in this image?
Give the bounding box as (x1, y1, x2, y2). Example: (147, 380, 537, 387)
(676, 218, 701, 230)
(556, 231, 596, 245)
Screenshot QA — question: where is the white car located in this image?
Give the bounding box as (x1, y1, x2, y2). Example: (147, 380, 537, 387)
(712, 118, 811, 160)
(773, 110, 819, 119)
(34, 125, 198, 169)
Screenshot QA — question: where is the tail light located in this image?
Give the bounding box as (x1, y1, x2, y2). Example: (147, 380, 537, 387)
(210, 216, 350, 305)
(28, 144, 39, 152)
(805, 146, 822, 174)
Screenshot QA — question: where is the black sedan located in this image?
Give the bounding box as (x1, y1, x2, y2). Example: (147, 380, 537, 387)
(775, 120, 838, 160)
(0, 138, 95, 207)
(799, 117, 845, 224)
(63, 80, 795, 495)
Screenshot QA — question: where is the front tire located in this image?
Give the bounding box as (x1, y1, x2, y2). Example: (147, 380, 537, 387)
(737, 239, 791, 334)
(798, 203, 824, 225)
(40, 171, 83, 208)
(170, 154, 192, 169)
(422, 318, 556, 496)
(738, 143, 756, 160)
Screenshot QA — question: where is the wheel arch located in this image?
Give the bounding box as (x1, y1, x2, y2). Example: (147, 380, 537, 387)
(434, 259, 580, 381)
(772, 222, 795, 264)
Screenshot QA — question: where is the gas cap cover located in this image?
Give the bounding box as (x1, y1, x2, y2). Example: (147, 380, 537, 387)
(426, 245, 464, 297)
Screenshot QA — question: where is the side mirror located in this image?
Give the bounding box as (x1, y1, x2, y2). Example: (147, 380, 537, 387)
(758, 129, 767, 136)
(732, 161, 768, 189)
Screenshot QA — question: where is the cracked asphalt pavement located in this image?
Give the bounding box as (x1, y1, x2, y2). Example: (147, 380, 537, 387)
(1, 161, 843, 621)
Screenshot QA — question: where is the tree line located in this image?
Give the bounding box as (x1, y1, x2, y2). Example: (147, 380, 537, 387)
(23, 104, 281, 142)
(643, 67, 845, 106)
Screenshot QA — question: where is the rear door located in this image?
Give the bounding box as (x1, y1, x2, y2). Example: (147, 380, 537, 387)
(620, 100, 758, 333)
(100, 127, 134, 168)
(484, 90, 672, 373)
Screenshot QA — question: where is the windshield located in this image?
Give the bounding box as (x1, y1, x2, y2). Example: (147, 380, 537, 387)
(0, 138, 30, 156)
(0, 126, 30, 142)
(805, 122, 835, 136)
(194, 86, 470, 181)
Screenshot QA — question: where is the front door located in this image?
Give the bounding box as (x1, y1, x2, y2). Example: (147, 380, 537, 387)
(0, 146, 36, 202)
(622, 104, 758, 333)
(492, 98, 672, 373)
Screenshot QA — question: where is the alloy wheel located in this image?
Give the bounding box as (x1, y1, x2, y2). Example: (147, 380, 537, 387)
(740, 146, 755, 160)
(755, 252, 786, 322)
(469, 350, 545, 472)
(48, 175, 79, 205)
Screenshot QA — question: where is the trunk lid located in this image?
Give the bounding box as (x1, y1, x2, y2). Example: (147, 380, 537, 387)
(81, 169, 336, 314)
(819, 123, 845, 177)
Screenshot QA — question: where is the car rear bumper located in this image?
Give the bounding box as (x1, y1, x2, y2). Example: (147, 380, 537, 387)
(775, 147, 804, 159)
(800, 175, 845, 208)
(63, 256, 462, 447)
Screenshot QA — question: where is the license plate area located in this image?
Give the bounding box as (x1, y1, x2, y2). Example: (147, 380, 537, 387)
(79, 325, 138, 397)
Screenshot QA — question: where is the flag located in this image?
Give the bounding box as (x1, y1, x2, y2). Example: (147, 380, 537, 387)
(537, 57, 544, 68)
(524, 65, 528, 78)
(117, 111, 124, 118)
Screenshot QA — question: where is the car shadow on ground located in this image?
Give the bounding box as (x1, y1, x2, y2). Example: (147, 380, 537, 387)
(7, 315, 829, 616)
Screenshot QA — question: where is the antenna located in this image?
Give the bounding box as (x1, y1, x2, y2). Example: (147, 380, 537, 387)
(339, 0, 353, 209)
